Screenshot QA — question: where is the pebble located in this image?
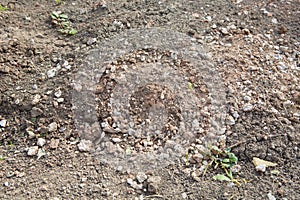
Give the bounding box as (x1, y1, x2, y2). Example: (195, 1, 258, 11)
(0, 119, 7, 127)
(31, 107, 43, 117)
(54, 90, 62, 98)
(127, 178, 143, 190)
(47, 68, 57, 78)
(231, 164, 242, 173)
(48, 122, 58, 132)
(32, 94, 41, 105)
(27, 146, 39, 156)
(243, 103, 254, 111)
(37, 138, 46, 147)
(220, 27, 229, 35)
(226, 115, 235, 125)
(49, 138, 59, 149)
(3, 182, 9, 187)
(112, 138, 121, 143)
(267, 192, 276, 200)
(136, 172, 147, 183)
(26, 129, 36, 139)
(255, 164, 266, 172)
(87, 38, 97, 46)
(147, 176, 161, 194)
(77, 139, 93, 152)
(57, 98, 64, 103)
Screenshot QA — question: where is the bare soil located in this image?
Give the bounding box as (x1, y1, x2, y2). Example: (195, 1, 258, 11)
(0, 0, 299, 199)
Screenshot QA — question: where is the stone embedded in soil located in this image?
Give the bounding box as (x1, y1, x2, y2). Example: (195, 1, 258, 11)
(31, 107, 43, 117)
(147, 176, 161, 194)
(136, 172, 147, 183)
(48, 122, 58, 132)
(242, 103, 254, 111)
(27, 146, 39, 156)
(47, 68, 56, 78)
(32, 94, 41, 105)
(87, 38, 97, 46)
(37, 138, 46, 147)
(49, 138, 59, 149)
(226, 115, 235, 125)
(0, 119, 7, 127)
(78, 139, 93, 152)
(111, 138, 121, 143)
(255, 164, 266, 172)
(127, 178, 143, 190)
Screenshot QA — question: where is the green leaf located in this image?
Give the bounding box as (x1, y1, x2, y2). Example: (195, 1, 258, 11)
(51, 11, 59, 19)
(68, 28, 77, 35)
(228, 152, 238, 163)
(222, 158, 230, 163)
(59, 14, 68, 19)
(0, 5, 9, 11)
(213, 174, 231, 182)
(188, 82, 193, 90)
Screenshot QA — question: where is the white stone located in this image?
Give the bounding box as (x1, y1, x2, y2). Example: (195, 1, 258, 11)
(27, 146, 39, 156)
(0, 119, 7, 127)
(77, 140, 93, 152)
(37, 138, 46, 147)
(47, 68, 56, 78)
(136, 172, 147, 183)
(48, 122, 58, 132)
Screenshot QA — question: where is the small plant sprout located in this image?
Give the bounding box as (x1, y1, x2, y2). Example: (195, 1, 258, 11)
(188, 82, 193, 90)
(50, 11, 77, 35)
(202, 146, 245, 186)
(0, 5, 9, 11)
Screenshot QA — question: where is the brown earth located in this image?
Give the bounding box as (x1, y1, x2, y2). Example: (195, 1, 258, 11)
(0, 0, 299, 199)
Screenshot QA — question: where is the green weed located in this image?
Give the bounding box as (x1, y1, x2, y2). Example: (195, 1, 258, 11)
(50, 11, 77, 35)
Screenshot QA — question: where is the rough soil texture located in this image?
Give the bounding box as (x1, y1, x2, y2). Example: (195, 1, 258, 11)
(0, 0, 299, 199)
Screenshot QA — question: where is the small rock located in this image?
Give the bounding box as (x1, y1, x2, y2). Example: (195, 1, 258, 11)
(226, 115, 235, 125)
(31, 107, 43, 117)
(267, 192, 276, 200)
(271, 18, 278, 24)
(87, 38, 97, 46)
(0, 119, 7, 127)
(136, 172, 147, 183)
(27, 146, 39, 156)
(48, 122, 58, 132)
(191, 170, 201, 182)
(4, 182, 9, 187)
(54, 90, 62, 98)
(127, 178, 143, 190)
(32, 94, 41, 105)
(243, 103, 253, 111)
(49, 138, 60, 149)
(37, 138, 46, 147)
(57, 98, 64, 103)
(26, 129, 36, 139)
(47, 68, 57, 78)
(192, 119, 200, 129)
(192, 153, 203, 163)
(112, 138, 121, 143)
(231, 164, 242, 173)
(147, 176, 161, 194)
(182, 192, 188, 199)
(255, 164, 266, 172)
(220, 27, 229, 35)
(78, 139, 93, 152)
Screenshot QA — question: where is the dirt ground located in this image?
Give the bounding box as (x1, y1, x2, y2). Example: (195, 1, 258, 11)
(0, 0, 299, 199)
